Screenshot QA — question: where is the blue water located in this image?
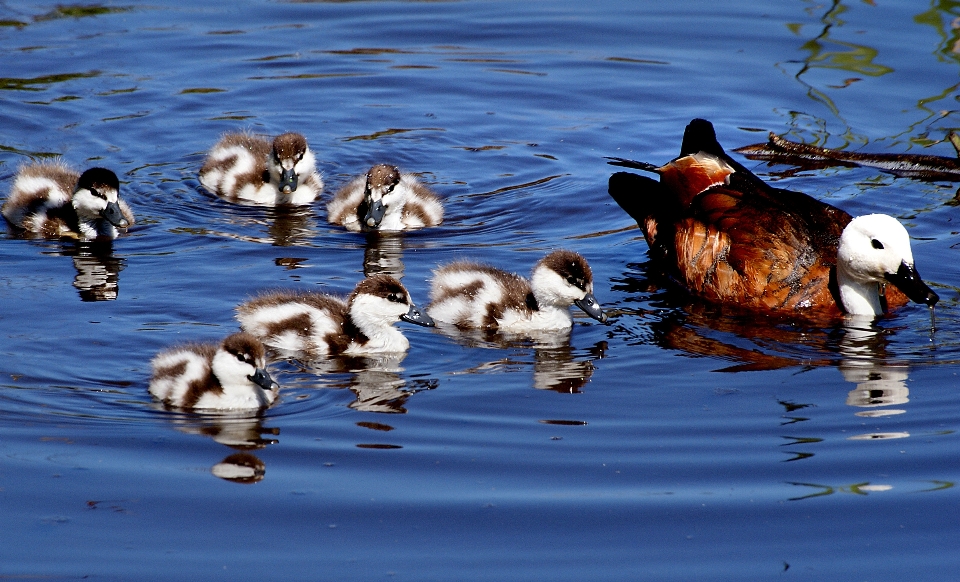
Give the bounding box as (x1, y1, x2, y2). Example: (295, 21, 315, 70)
(2, 1, 960, 580)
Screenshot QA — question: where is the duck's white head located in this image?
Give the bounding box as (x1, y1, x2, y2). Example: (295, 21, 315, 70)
(361, 164, 402, 228)
(348, 274, 435, 332)
(836, 214, 939, 316)
(530, 250, 608, 323)
(71, 168, 128, 229)
(268, 132, 314, 194)
(210, 332, 279, 396)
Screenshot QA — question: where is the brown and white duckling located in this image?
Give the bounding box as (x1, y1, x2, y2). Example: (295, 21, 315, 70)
(607, 118, 939, 318)
(236, 274, 435, 358)
(149, 332, 279, 411)
(327, 164, 443, 231)
(427, 250, 608, 331)
(198, 131, 323, 205)
(2, 161, 133, 240)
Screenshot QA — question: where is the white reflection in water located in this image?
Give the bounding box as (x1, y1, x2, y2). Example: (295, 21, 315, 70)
(839, 316, 911, 438)
(71, 246, 124, 301)
(434, 323, 604, 393)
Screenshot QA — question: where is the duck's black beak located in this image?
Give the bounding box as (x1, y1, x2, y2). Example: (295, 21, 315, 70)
(401, 304, 435, 327)
(575, 292, 608, 323)
(101, 201, 129, 229)
(279, 168, 298, 194)
(248, 367, 279, 392)
(885, 261, 939, 307)
(364, 198, 386, 228)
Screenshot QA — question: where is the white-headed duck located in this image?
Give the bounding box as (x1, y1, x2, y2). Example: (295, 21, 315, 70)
(236, 274, 434, 358)
(199, 131, 323, 205)
(427, 250, 607, 330)
(149, 332, 279, 410)
(608, 118, 939, 319)
(2, 161, 133, 240)
(327, 164, 443, 231)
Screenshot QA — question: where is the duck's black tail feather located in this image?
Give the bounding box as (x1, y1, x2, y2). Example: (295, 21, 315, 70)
(680, 118, 727, 157)
(605, 157, 660, 173)
(608, 171, 667, 227)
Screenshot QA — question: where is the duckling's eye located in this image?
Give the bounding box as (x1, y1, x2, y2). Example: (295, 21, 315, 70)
(566, 276, 584, 289)
(89, 187, 105, 199)
(387, 293, 405, 303)
(871, 239, 884, 250)
(236, 353, 245, 362)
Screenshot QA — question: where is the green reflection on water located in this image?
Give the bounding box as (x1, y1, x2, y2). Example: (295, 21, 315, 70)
(0, 71, 100, 91)
(34, 5, 132, 22)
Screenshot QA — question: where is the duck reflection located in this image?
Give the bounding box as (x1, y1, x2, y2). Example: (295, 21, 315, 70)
(435, 324, 604, 393)
(614, 266, 917, 420)
(839, 317, 910, 419)
(362, 230, 405, 279)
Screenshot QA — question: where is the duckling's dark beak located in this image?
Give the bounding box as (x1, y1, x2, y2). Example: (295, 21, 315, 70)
(401, 304, 435, 327)
(101, 201, 129, 229)
(575, 292, 608, 323)
(364, 199, 386, 228)
(248, 367, 279, 392)
(885, 261, 939, 307)
(278, 168, 298, 194)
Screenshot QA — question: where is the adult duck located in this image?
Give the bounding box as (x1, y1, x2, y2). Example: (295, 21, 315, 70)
(607, 118, 938, 318)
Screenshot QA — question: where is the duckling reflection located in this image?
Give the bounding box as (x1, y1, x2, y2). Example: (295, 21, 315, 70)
(212, 452, 266, 484)
(839, 318, 910, 420)
(193, 204, 319, 247)
(363, 231, 405, 279)
(69, 242, 124, 301)
(435, 325, 603, 393)
(156, 409, 280, 448)
(150, 408, 279, 483)
(293, 353, 433, 414)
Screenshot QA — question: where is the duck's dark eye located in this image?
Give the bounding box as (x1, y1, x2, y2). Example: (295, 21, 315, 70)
(871, 239, 884, 250)
(236, 353, 245, 362)
(387, 293, 404, 303)
(89, 187, 105, 199)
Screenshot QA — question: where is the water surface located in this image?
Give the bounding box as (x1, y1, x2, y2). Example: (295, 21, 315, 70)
(1, 1, 959, 580)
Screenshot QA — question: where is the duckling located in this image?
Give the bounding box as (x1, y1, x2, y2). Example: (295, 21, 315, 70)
(236, 274, 435, 358)
(427, 250, 608, 331)
(327, 164, 443, 231)
(2, 161, 133, 240)
(198, 131, 323, 205)
(607, 118, 939, 318)
(149, 332, 279, 410)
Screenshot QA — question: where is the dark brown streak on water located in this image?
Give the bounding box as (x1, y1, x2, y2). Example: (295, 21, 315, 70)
(735, 132, 960, 181)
